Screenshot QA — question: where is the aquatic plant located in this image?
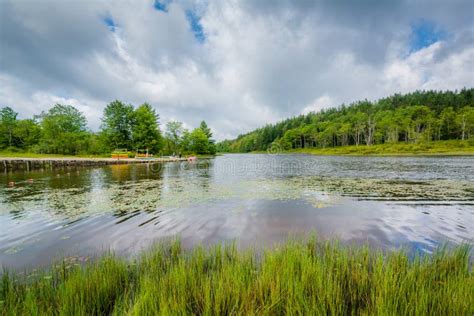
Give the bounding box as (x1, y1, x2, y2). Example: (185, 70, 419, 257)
(2, 173, 472, 220)
(1, 238, 472, 315)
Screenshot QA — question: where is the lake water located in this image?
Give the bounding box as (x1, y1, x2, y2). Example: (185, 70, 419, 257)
(1, 154, 473, 269)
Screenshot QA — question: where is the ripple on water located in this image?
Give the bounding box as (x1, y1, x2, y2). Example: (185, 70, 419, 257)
(0, 155, 473, 269)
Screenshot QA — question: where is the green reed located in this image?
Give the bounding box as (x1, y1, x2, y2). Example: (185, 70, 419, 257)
(1, 238, 472, 315)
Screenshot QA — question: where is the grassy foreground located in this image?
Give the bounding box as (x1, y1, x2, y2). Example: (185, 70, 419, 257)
(283, 140, 474, 156)
(1, 239, 473, 315)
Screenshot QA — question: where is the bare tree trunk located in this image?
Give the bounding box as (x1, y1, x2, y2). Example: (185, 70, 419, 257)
(8, 129, 12, 147)
(365, 117, 375, 146)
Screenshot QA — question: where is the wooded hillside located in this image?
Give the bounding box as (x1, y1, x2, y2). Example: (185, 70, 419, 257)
(217, 89, 474, 152)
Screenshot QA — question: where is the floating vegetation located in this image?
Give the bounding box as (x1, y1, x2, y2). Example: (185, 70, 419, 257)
(1, 175, 473, 222)
(287, 177, 474, 201)
(4, 246, 21, 255)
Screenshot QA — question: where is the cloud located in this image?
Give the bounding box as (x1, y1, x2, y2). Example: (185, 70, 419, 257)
(302, 95, 334, 115)
(0, 74, 104, 130)
(0, 0, 473, 140)
(383, 41, 474, 93)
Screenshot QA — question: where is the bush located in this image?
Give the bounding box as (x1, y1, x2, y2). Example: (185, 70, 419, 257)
(3, 146, 23, 153)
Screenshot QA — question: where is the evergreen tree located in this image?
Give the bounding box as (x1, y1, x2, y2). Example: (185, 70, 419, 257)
(132, 103, 162, 153)
(101, 100, 135, 150)
(199, 120, 216, 154)
(199, 121, 212, 139)
(189, 128, 209, 154)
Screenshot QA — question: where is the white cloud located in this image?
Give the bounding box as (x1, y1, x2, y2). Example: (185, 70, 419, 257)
(302, 95, 333, 115)
(0, 74, 104, 130)
(0, 0, 473, 140)
(383, 41, 474, 93)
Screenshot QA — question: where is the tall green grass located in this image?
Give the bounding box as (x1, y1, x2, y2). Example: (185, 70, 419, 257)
(1, 238, 473, 315)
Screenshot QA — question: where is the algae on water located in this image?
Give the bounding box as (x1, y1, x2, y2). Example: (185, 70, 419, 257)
(1, 174, 472, 221)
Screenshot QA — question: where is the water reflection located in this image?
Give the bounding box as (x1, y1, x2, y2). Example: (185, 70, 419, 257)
(0, 155, 473, 269)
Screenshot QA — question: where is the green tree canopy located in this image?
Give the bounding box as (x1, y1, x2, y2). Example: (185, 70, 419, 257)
(165, 120, 184, 154)
(101, 100, 135, 150)
(132, 103, 162, 153)
(199, 121, 212, 139)
(198, 120, 216, 154)
(188, 128, 209, 154)
(38, 104, 89, 154)
(13, 119, 41, 149)
(218, 89, 474, 152)
(457, 106, 474, 140)
(0, 107, 18, 148)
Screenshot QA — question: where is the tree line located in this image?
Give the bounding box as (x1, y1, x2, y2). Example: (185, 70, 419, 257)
(0, 101, 216, 155)
(217, 89, 474, 152)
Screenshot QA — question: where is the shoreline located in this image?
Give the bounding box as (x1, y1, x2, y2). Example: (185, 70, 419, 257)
(0, 157, 187, 171)
(228, 140, 474, 157)
(245, 150, 474, 157)
(275, 150, 474, 157)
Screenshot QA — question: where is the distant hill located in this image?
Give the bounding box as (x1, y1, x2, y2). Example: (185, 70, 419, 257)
(217, 89, 474, 152)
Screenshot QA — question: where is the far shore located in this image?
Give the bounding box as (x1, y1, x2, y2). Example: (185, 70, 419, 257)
(3, 140, 474, 160)
(239, 140, 474, 157)
(280, 149, 474, 157)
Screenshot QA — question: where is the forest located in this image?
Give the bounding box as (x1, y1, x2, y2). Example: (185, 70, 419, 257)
(217, 89, 474, 153)
(2, 89, 474, 156)
(0, 101, 216, 156)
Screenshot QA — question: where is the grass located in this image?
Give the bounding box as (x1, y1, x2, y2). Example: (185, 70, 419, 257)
(286, 140, 474, 156)
(0, 151, 109, 159)
(195, 154, 220, 158)
(1, 238, 472, 315)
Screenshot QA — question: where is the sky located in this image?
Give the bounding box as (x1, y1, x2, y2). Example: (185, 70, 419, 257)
(0, 0, 473, 140)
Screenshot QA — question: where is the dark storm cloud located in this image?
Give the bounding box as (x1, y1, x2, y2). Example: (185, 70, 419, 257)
(0, 1, 116, 94)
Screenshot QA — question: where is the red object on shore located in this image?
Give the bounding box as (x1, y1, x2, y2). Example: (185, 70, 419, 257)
(187, 156, 197, 162)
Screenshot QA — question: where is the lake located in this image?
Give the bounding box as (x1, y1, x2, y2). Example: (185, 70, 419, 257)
(1, 154, 473, 269)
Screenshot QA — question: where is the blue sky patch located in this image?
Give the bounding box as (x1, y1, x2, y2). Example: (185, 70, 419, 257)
(103, 16, 116, 32)
(153, 0, 168, 12)
(186, 10, 205, 43)
(409, 20, 446, 52)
